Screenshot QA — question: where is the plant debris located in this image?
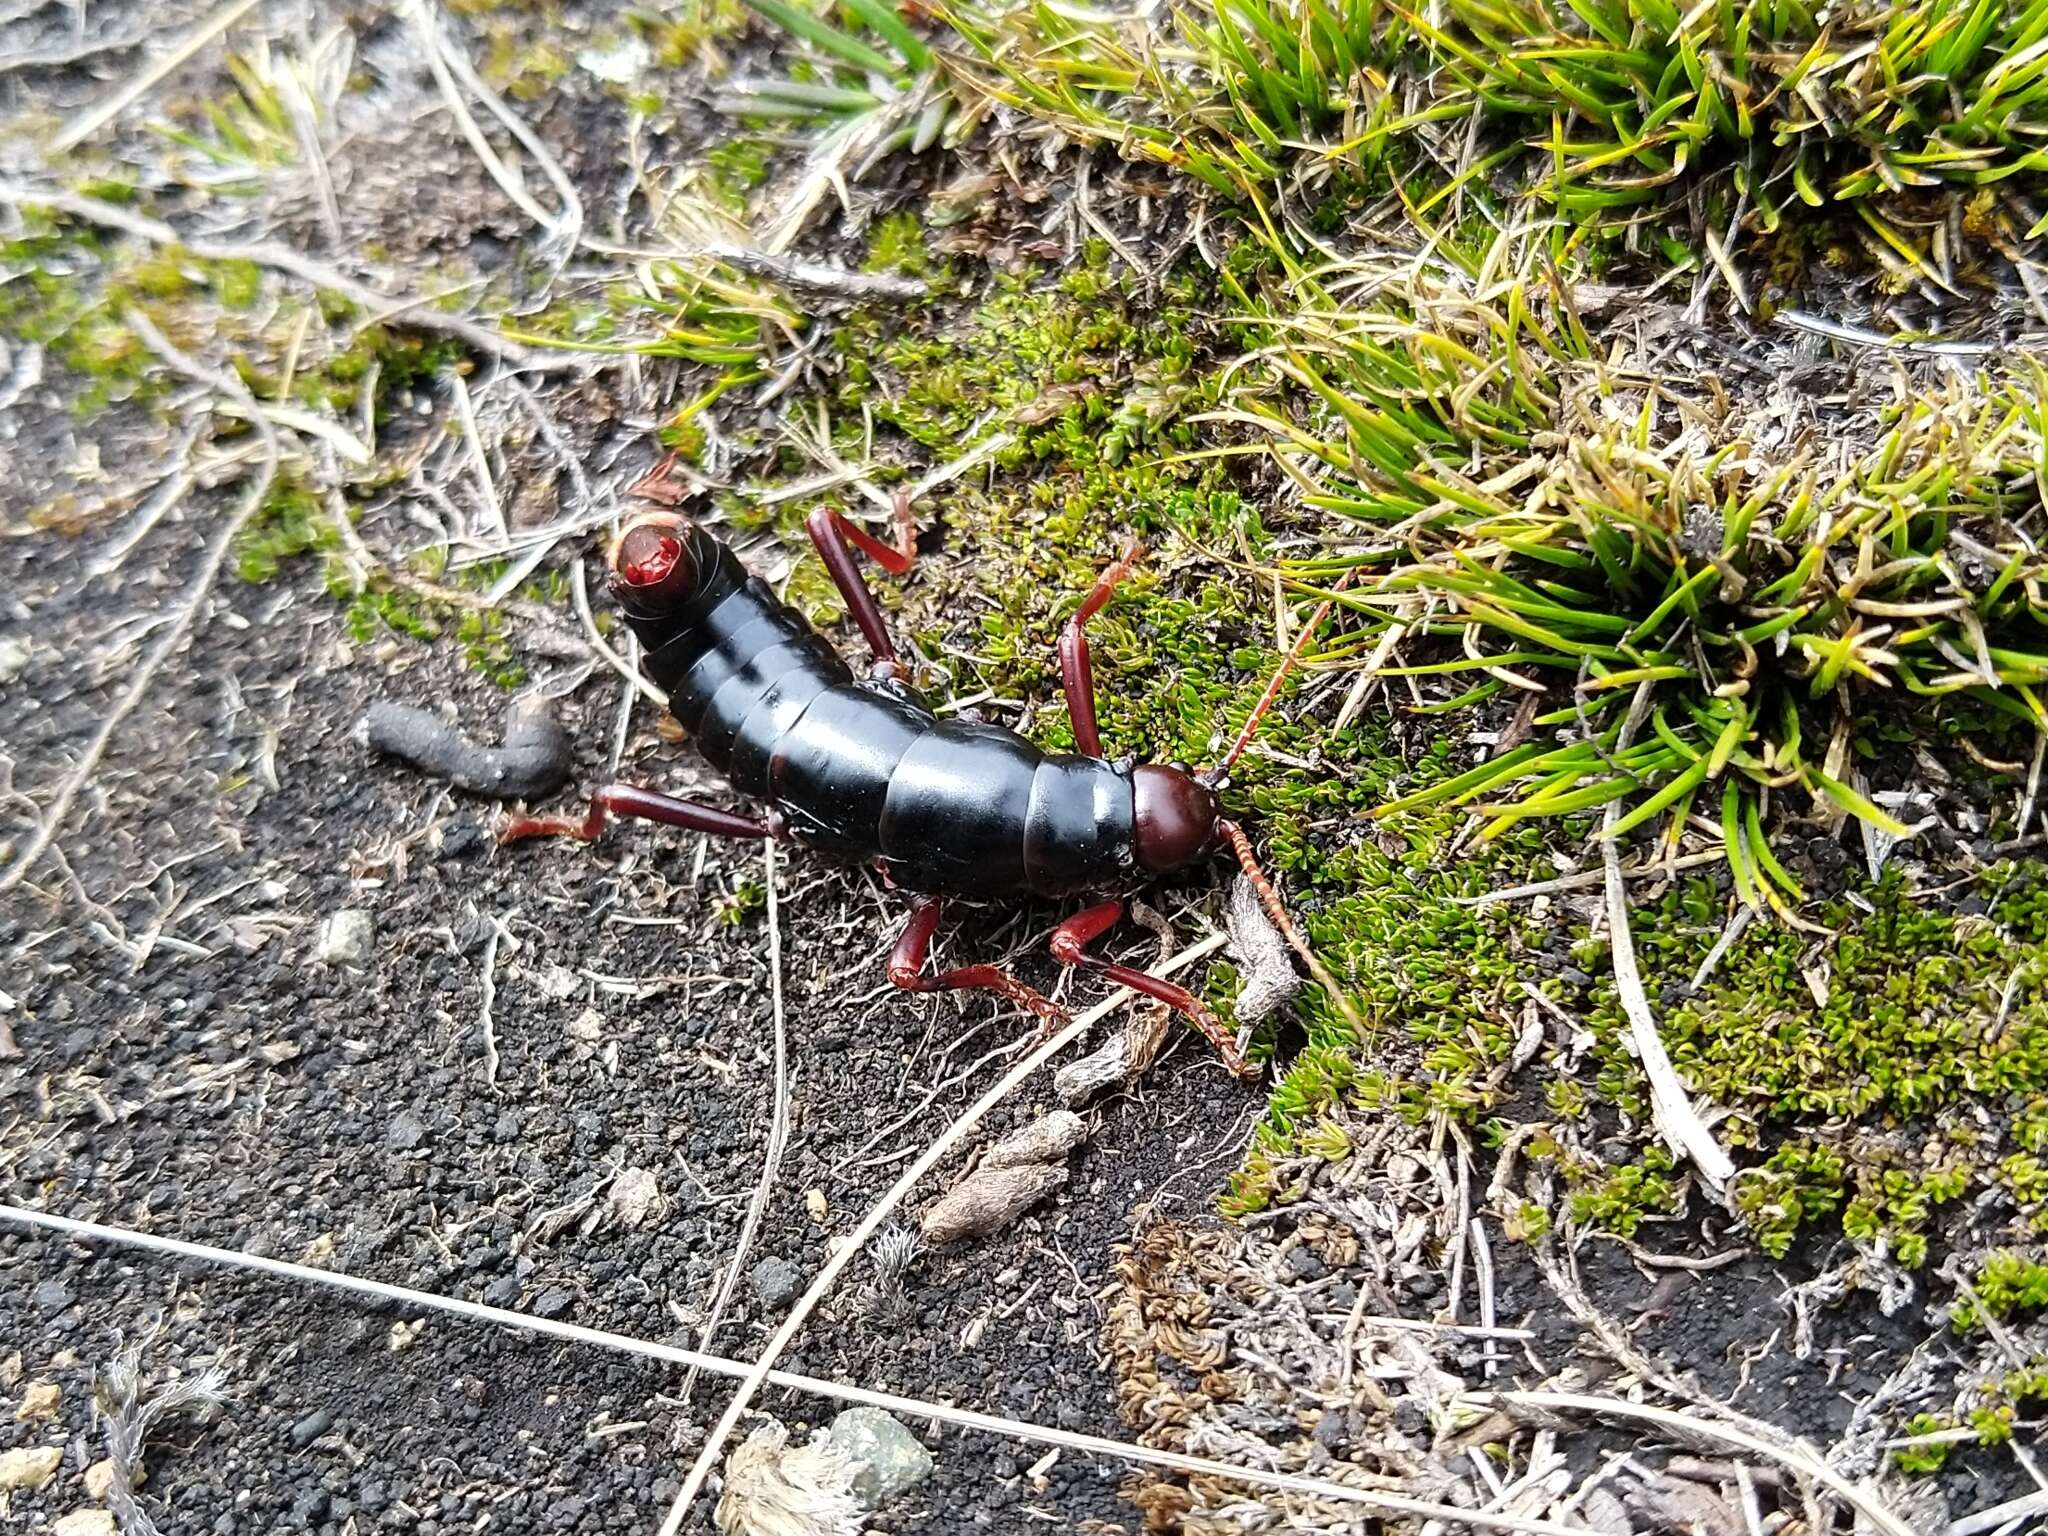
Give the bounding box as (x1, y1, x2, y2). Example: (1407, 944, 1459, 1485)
(715, 1418, 864, 1536)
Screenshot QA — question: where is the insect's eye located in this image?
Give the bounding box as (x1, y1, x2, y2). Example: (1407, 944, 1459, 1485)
(610, 517, 696, 613)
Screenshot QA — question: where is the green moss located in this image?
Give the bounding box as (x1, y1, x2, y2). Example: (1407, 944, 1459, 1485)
(457, 609, 525, 689)
(1541, 863, 2048, 1264)
(235, 474, 331, 584)
(1563, 1146, 1683, 1239)
(717, 877, 767, 926)
(704, 138, 772, 213)
(642, 0, 748, 68)
(863, 211, 930, 277)
(1953, 1251, 2048, 1330)
(1893, 1415, 1952, 1474)
(480, 35, 571, 100)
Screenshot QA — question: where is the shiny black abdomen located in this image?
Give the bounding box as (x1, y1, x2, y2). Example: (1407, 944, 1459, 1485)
(623, 523, 1136, 897)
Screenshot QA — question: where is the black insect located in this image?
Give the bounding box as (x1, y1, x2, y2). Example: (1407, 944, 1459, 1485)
(504, 469, 1350, 1074)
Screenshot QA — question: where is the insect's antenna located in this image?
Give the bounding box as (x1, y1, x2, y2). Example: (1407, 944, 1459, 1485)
(1204, 570, 1356, 784)
(1217, 819, 1368, 1039)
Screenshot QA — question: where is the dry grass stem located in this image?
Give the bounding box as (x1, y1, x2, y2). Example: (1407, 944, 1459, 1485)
(680, 838, 792, 1404)
(0, 1202, 1585, 1530)
(52, 0, 261, 151)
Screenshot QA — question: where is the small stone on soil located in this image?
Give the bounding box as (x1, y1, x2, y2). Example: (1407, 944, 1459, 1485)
(52, 1512, 118, 1536)
(531, 1287, 575, 1319)
(748, 1258, 802, 1309)
(32, 1279, 74, 1315)
(317, 909, 375, 967)
(824, 1408, 934, 1507)
(289, 1407, 336, 1448)
(84, 1457, 131, 1500)
(386, 1109, 429, 1150)
(16, 1377, 60, 1419)
(0, 1444, 62, 1490)
(484, 1276, 521, 1307)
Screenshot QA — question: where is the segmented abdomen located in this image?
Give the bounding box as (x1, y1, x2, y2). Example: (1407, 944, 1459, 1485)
(628, 524, 1137, 897)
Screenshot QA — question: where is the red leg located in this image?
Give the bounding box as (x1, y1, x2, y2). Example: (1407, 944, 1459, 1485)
(1049, 899, 1258, 1078)
(1059, 539, 1143, 758)
(887, 897, 1067, 1031)
(498, 783, 771, 844)
(806, 490, 918, 673)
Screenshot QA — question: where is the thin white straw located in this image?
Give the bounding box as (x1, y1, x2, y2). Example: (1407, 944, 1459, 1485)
(0, 1203, 1599, 1535)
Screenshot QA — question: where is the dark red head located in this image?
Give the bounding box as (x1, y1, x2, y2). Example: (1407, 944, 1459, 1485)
(609, 514, 696, 619)
(1132, 763, 1220, 874)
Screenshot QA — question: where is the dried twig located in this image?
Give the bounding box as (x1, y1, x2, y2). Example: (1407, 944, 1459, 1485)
(448, 365, 507, 547)
(679, 839, 792, 1402)
(1601, 687, 1733, 1191)
(0, 312, 278, 896)
(1453, 851, 1724, 907)
(657, 932, 1232, 1535)
(1949, 1489, 2048, 1536)
(406, 0, 583, 251)
(2019, 729, 2046, 845)
(0, 1202, 1597, 1534)
(586, 236, 928, 301)
(571, 557, 666, 708)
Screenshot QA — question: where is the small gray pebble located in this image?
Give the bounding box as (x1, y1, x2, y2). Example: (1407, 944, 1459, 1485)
(1284, 1246, 1326, 1281)
(289, 1407, 336, 1448)
(748, 1257, 801, 1309)
(31, 1279, 73, 1315)
(387, 1110, 428, 1151)
(483, 1276, 521, 1308)
(531, 1287, 574, 1320)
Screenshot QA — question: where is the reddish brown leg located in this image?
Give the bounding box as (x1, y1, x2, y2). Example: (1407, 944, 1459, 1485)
(806, 491, 918, 672)
(1059, 538, 1144, 758)
(499, 783, 771, 845)
(887, 897, 1067, 1031)
(1049, 899, 1258, 1078)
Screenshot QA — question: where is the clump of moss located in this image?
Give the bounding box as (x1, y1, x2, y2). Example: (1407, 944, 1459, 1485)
(1893, 1414, 1954, 1474)
(235, 473, 331, 584)
(832, 239, 1206, 471)
(863, 210, 931, 277)
(1953, 1250, 2048, 1330)
(642, 0, 749, 68)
